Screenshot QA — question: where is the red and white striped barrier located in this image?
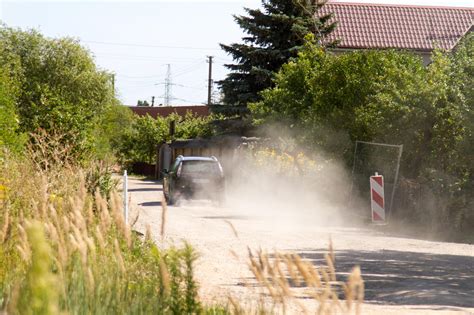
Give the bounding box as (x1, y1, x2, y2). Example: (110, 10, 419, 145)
(370, 172, 385, 223)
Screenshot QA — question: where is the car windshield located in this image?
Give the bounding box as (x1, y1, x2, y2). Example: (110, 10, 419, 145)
(181, 160, 220, 174)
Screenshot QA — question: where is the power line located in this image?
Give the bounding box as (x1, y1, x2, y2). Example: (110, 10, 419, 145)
(119, 77, 165, 82)
(84, 40, 221, 51)
(94, 53, 207, 63)
(155, 96, 204, 105)
(172, 60, 205, 73)
(121, 83, 157, 88)
(178, 84, 205, 90)
(119, 84, 158, 90)
(173, 62, 206, 78)
(173, 97, 205, 104)
(214, 56, 233, 63)
(155, 82, 203, 90)
(116, 59, 204, 80)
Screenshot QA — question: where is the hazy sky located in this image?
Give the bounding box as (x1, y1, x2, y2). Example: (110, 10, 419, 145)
(1, 0, 473, 106)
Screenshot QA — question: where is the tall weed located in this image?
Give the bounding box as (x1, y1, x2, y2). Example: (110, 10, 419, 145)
(0, 151, 204, 314)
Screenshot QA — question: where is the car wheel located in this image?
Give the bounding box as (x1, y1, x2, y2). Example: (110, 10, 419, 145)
(214, 190, 225, 206)
(168, 189, 177, 205)
(164, 185, 173, 205)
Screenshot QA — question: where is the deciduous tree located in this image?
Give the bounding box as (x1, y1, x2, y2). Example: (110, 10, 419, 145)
(0, 27, 115, 159)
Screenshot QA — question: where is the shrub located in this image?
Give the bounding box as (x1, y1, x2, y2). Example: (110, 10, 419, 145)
(0, 26, 116, 162)
(251, 34, 474, 237)
(0, 64, 25, 157)
(117, 112, 215, 165)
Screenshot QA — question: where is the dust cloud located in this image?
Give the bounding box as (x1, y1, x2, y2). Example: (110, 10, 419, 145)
(219, 137, 366, 232)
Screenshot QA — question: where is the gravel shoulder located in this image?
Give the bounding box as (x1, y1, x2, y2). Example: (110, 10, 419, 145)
(128, 177, 474, 315)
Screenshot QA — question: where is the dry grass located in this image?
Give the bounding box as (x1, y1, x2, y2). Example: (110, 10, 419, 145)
(224, 219, 240, 239)
(161, 194, 167, 241)
(237, 245, 364, 315)
(1, 130, 365, 314)
(0, 136, 208, 314)
(217, 227, 364, 314)
(220, 216, 364, 314)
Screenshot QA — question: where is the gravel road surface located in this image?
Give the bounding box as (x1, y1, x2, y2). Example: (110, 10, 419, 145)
(128, 177, 474, 315)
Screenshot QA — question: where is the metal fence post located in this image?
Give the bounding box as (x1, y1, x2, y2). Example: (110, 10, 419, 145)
(123, 170, 128, 224)
(387, 144, 403, 221)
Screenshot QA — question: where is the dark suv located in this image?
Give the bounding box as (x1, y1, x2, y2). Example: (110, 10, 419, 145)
(163, 156, 225, 204)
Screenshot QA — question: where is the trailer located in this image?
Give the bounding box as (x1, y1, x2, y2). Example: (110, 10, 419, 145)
(156, 136, 261, 179)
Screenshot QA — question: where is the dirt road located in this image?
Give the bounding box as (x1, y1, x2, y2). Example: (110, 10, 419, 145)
(128, 177, 474, 315)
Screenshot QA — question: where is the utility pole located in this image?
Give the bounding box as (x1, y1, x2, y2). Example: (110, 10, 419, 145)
(164, 64, 172, 106)
(207, 56, 213, 106)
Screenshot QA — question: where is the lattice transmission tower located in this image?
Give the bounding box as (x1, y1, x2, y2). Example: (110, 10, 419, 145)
(164, 64, 172, 106)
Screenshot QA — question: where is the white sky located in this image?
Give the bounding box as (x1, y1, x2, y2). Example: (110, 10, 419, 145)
(1, 0, 473, 106)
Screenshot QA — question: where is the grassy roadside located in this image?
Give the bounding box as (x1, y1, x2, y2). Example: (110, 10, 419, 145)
(0, 150, 364, 314)
(0, 153, 229, 314)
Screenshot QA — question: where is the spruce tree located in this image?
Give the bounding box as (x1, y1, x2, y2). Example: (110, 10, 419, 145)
(219, 0, 335, 107)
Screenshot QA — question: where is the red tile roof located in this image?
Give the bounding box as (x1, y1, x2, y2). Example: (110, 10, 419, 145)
(128, 105, 210, 118)
(320, 2, 474, 51)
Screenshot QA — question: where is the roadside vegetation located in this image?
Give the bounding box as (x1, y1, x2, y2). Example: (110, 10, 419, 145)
(0, 149, 210, 314)
(0, 24, 360, 314)
(242, 246, 364, 314)
(1, 0, 473, 311)
(218, 0, 473, 240)
(250, 33, 474, 239)
(115, 112, 215, 166)
(0, 26, 219, 314)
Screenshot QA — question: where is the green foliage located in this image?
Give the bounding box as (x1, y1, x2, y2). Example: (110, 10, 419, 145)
(252, 34, 474, 233)
(0, 155, 222, 314)
(219, 0, 336, 107)
(0, 64, 25, 156)
(450, 32, 474, 190)
(117, 112, 214, 165)
(85, 162, 119, 198)
(0, 26, 115, 161)
(92, 102, 135, 161)
(137, 100, 150, 106)
(251, 36, 426, 159)
(174, 112, 214, 140)
(117, 114, 169, 164)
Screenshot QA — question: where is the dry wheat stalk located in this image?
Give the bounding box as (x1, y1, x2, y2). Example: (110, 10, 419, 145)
(245, 242, 364, 315)
(113, 239, 126, 274)
(1, 207, 10, 244)
(160, 195, 167, 240)
(224, 219, 239, 238)
(159, 259, 170, 295)
(145, 224, 152, 242)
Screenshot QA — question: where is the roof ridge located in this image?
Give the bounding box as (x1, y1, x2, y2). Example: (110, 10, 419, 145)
(326, 1, 474, 11)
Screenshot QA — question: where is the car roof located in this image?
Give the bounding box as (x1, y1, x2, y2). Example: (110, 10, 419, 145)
(178, 156, 217, 162)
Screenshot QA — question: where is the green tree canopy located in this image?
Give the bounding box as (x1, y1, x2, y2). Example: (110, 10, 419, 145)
(117, 112, 214, 165)
(92, 102, 135, 161)
(251, 37, 426, 160)
(251, 36, 471, 179)
(219, 0, 335, 107)
(0, 27, 115, 159)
